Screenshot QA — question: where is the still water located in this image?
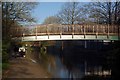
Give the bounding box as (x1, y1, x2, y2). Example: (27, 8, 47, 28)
(33, 40, 113, 79)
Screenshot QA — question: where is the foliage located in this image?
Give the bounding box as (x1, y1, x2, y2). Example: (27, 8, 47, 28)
(2, 41, 11, 63)
(2, 63, 9, 70)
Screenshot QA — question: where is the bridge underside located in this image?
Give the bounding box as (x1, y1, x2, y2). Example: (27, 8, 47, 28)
(17, 35, 119, 41)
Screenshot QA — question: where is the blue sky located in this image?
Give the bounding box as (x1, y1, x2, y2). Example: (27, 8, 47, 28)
(31, 1, 117, 24)
(31, 2, 64, 24)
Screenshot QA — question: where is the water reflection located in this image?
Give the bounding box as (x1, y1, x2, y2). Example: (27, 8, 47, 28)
(38, 40, 113, 79)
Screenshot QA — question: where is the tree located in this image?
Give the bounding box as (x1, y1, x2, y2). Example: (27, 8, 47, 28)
(2, 2, 38, 64)
(2, 2, 37, 40)
(43, 16, 61, 24)
(57, 2, 82, 25)
(87, 2, 120, 24)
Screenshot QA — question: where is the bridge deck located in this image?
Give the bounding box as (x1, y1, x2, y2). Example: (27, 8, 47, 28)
(20, 35, 119, 41)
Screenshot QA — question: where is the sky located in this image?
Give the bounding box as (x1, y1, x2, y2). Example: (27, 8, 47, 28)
(31, 2, 64, 24)
(30, 0, 118, 25)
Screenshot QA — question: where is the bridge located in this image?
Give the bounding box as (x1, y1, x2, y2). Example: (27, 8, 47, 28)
(12, 24, 120, 41)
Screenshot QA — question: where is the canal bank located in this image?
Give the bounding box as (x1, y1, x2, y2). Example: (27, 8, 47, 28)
(2, 46, 52, 78)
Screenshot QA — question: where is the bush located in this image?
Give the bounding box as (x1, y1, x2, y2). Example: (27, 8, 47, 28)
(2, 51, 9, 63)
(2, 63, 9, 70)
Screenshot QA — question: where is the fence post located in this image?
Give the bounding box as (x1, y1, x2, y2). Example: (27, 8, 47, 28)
(35, 26, 37, 39)
(60, 24, 62, 39)
(96, 25, 98, 38)
(107, 24, 109, 39)
(93, 25, 94, 34)
(102, 25, 104, 34)
(72, 24, 74, 38)
(22, 33, 24, 40)
(84, 25, 86, 38)
(81, 26, 82, 34)
(46, 25, 49, 39)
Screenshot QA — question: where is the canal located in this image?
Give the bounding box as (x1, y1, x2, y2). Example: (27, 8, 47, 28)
(29, 40, 116, 79)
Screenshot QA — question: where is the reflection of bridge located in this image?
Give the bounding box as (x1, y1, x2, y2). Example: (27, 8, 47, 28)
(12, 24, 120, 41)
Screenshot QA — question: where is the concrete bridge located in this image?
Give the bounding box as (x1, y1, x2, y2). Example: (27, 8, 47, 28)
(12, 24, 120, 41)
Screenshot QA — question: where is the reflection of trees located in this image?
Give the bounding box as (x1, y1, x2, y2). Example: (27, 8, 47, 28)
(104, 41, 120, 79)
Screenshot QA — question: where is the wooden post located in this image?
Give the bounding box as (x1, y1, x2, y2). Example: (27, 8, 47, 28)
(72, 25, 74, 38)
(60, 25, 62, 39)
(96, 25, 98, 38)
(102, 25, 105, 34)
(35, 26, 37, 39)
(81, 26, 82, 34)
(107, 24, 109, 39)
(111, 25, 113, 33)
(23, 33, 24, 40)
(84, 25, 86, 38)
(46, 25, 49, 39)
(93, 26, 94, 34)
(60, 32, 62, 39)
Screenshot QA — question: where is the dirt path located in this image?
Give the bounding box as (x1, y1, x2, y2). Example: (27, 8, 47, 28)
(3, 48, 51, 78)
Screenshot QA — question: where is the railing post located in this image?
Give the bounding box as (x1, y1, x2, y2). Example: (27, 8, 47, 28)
(96, 25, 98, 38)
(93, 26, 94, 34)
(102, 25, 105, 34)
(60, 24, 62, 39)
(35, 26, 37, 39)
(46, 25, 49, 39)
(84, 25, 86, 38)
(22, 33, 24, 40)
(17, 28, 18, 37)
(72, 24, 74, 38)
(111, 25, 113, 34)
(81, 26, 82, 34)
(107, 24, 109, 39)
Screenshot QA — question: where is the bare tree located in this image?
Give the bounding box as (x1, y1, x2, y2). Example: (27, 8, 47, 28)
(2, 2, 37, 40)
(57, 2, 82, 25)
(87, 2, 120, 24)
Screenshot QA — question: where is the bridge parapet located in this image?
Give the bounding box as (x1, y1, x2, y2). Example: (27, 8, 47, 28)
(11, 24, 120, 41)
(28, 24, 118, 35)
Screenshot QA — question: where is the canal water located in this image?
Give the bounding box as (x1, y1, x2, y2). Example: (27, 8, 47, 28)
(32, 40, 113, 79)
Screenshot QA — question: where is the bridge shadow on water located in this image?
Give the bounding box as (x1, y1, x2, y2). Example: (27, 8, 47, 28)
(39, 40, 119, 79)
(29, 40, 119, 79)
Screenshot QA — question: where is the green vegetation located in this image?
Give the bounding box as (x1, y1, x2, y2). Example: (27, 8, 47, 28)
(2, 63, 9, 70)
(2, 41, 11, 70)
(2, 2, 38, 70)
